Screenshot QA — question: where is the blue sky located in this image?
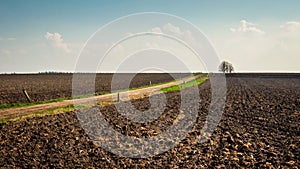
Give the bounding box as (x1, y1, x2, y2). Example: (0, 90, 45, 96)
(1, 0, 300, 72)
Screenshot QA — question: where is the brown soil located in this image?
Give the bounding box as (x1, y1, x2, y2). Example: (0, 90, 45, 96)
(0, 74, 299, 168)
(0, 73, 188, 105)
(0, 74, 201, 120)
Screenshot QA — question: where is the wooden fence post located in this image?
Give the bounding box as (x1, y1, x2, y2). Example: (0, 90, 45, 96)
(22, 89, 32, 103)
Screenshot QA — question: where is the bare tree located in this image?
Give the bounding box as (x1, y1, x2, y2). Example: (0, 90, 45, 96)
(228, 63, 234, 73)
(219, 61, 234, 73)
(219, 61, 227, 73)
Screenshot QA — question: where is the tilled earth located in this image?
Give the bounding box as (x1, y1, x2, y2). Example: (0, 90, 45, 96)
(0, 73, 186, 105)
(0, 75, 299, 168)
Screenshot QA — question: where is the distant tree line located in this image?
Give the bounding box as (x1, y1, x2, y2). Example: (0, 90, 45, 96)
(38, 71, 70, 74)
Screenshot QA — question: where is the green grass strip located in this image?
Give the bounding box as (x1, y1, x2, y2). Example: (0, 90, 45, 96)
(0, 73, 202, 110)
(160, 75, 208, 93)
(0, 105, 75, 125)
(0, 97, 69, 109)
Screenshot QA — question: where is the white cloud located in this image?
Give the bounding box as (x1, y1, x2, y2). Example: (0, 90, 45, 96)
(211, 20, 300, 72)
(0, 49, 11, 55)
(0, 37, 16, 41)
(280, 21, 300, 32)
(149, 27, 163, 34)
(125, 32, 134, 37)
(112, 23, 203, 72)
(229, 28, 236, 32)
(163, 23, 182, 35)
(230, 20, 265, 34)
(145, 42, 160, 49)
(126, 23, 194, 42)
(7, 37, 16, 41)
(163, 23, 196, 44)
(44, 32, 71, 53)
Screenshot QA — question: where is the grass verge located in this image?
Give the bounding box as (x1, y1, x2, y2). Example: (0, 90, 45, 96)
(160, 74, 208, 93)
(0, 97, 69, 109)
(0, 105, 75, 124)
(0, 73, 205, 124)
(0, 73, 201, 110)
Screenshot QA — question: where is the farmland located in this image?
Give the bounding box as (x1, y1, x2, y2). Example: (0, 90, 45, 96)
(0, 73, 188, 105)
(0, 73, 299, 168)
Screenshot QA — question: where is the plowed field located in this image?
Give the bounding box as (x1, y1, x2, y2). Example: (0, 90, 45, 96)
(0, 74, 299, 168)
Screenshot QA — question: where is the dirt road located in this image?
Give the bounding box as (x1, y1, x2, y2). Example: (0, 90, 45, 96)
(0, 75, 203, 120)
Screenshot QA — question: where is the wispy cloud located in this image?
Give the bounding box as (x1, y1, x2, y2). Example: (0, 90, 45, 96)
(230, 20, 265, 34)
(214, 20, 300, 72)
(149, 27, 163, 34)
(0, 49, 11, 55)
(0, 37, 16, 41)
(163, 23, 195, 44)
(280, 21, 300, 32)
(44, 32, 71, 53)
(163, 23, 182, 34)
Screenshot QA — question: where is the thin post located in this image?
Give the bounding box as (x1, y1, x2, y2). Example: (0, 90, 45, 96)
(22, 89, 32, 103)
(117, 92, 120, 102)
(150, 81, 152, 85)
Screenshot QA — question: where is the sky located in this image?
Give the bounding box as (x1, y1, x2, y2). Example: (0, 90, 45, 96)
(0, 0, 300, 73)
